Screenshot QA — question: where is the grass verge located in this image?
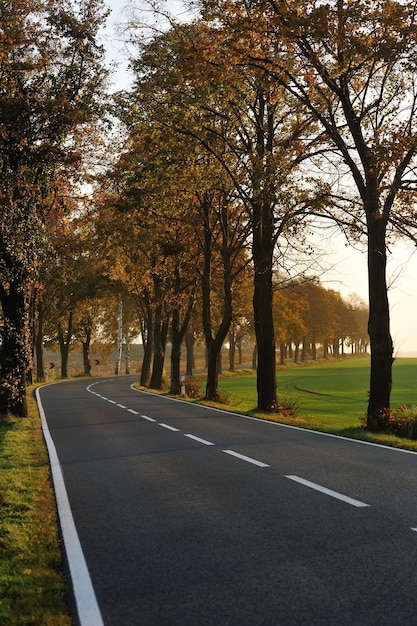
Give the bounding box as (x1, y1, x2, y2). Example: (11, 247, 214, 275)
(142, 357, 417, 453)
(0, 389, 72, 626)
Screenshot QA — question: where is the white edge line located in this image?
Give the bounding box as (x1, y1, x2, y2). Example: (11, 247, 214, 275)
(184, 434, 215, 446)
(223, 449, 270, 468)
(129, 384, 417, 456)
(35, 386, 104, 626)
(159, 423, 180, 432)
(285, 475, 370, 508)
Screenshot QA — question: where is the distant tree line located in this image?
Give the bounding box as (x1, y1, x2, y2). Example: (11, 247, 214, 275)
(273, 281, 368, 364)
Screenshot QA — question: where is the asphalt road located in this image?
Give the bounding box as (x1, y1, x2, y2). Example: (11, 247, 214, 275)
(38, 376, 417, 626)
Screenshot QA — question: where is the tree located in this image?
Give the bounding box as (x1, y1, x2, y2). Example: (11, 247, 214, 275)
(248, 0, 417, 428)
(199, 186, 244, 400)
(0, 0, 108, 415)
(127, 19, 328, 411)
(273, 284, 308, 364)
(228, 265, 253, 371)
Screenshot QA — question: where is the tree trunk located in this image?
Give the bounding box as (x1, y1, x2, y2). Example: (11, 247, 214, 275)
(0, 282, 30, 417)
(185, 332, 195, 377)
(301, 339, 307, 362)
(140, 332, 153, 386)
(169, 278, 181, 395)
(82, 327, 92, 376)
(170, 310, 182, 395)
(170, 273, 196, 395)
(237, 338, 243, 364)
(58, 311, 73, 379)
(35, 299, 45, 382)
(312, 339, 317, 361)
(294, 342, 299, 363)
(279, 342, 285, 365)
(125, 329, 130, 375)
(252, 231, 278, 410)
(228, 330, 236, 372)
(140, 299, 153, 387)
(150, 312, 168, 390)
(252, 343, 257, 369)
(115, 298, 123, 375)
(202, 252, 233, 401)
(366, 211, 393, 430)
(201, 194, 233, 401)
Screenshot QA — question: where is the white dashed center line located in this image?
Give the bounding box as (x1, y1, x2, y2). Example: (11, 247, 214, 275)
(222, 449, 270, 468)
(159, 423, 180, 432)
(184, 434, 214, 446)
(285, 475, 370, 508)
(140, 414, 156, 422)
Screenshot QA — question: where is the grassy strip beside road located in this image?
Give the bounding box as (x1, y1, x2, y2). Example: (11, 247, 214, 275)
(0, 390, 72, 626)
(196, 357, 417, 452)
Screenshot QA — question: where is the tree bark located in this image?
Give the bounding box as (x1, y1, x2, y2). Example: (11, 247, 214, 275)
(140, 327, 153, 386)
(170, 309, 182, 395)
(125, 329, 130, 375)
(115, 298, 123, 375)
(35, 299, 45, 382)
(252, 216, 278, 410)
(250, 88, 279, 411)
(140, 295, 153, 387)
(170, 271, 196, 395)
(237, 337, 243, 364)
(312, 340, 317, 361)
(228, 330, 236, 372)
(150, 271, 169, 390)
(185, 332, 195, 377)
(366, 209, 393, 430)
(279, 342, 285, 365)
(82, 327, 92, 376)
(252, 343, 257, 369)
(201, 205, 233, 401)
(150, 311, 168, 390)
(58, 311, 73, 379)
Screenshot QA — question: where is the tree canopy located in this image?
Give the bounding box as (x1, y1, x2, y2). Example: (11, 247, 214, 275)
(1, 0, 417, 432)
(0, 0, 108, 415)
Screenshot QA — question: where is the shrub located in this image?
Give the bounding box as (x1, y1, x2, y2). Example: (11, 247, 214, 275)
(388, 404, 417, 440)
(215, 389, 232, 405)
(363, 404, 417, 440)
(185, 377, 203, 399)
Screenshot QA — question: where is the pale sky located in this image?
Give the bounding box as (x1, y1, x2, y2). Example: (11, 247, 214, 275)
(324, 236, 417, 356)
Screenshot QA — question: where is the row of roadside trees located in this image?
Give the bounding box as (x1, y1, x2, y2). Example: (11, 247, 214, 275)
(24, 250, 369, 384)
(1, 0, 417, 431)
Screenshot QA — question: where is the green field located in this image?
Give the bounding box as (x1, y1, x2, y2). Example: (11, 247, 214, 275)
(207, 357, 417, 448)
